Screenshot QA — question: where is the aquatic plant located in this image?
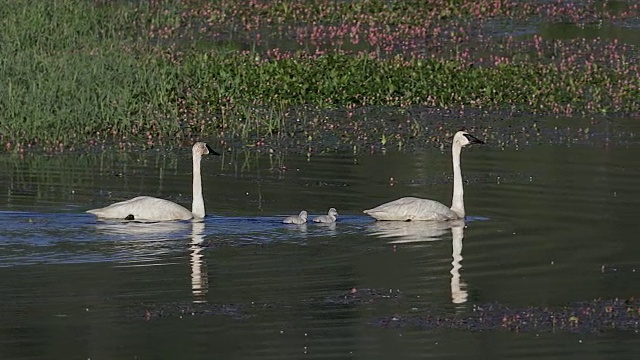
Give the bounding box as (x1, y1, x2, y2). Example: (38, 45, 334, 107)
(376, 297, 640, 334)
(0, 0, 638, 152)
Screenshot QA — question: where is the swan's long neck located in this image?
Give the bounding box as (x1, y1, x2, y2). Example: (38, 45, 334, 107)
(191, 153, 205, 218)
(450, 142, 465, 218)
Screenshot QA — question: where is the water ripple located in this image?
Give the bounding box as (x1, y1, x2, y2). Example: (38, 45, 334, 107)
(0, 211, 376, 267)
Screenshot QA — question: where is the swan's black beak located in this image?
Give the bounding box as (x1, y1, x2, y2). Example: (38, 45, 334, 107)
(206, 144, 221, 156)
(464, 133, 485, 144)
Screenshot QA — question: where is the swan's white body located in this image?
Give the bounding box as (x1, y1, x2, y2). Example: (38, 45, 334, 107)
(313, 208, 338, 223)
(283, 211, 308, 224)
(87, 142, 217, 221)
(364, 131, 483, 221)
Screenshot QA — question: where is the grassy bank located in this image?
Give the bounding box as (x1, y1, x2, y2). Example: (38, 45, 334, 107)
(0, 0, 638, 152)
(0, 0, 183, 151)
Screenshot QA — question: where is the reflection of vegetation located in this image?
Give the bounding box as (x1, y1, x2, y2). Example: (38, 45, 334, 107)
(218, 147, 287, 179)
(0, 147, 290, 209)
(540, 23, 640, 46)
(2, 154, 99, 203)
(1, 0, 638, 151)
(0, 151, 181, 208)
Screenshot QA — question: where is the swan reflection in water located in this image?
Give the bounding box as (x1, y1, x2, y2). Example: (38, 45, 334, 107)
(449, 223, 467, 304)
(190, 220, 208, 303)
(94, 219, 210, 303)
(367, 219, 468, 304)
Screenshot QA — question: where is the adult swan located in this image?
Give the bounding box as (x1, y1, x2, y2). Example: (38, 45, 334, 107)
(364, 130, 483, 221)
(87, 142, 219, 221)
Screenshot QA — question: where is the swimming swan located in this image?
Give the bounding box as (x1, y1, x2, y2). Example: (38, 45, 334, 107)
(283, 210, 308, 224)
(87, 142, 219, 221)
(313, 208, 338, 223)
(364, 130, 483, 221)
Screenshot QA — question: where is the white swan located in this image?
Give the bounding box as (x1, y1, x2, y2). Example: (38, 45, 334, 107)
(364, 130, 483, 221)
(313, 207, 338, 223)
(283, 210, 308, 224)
(86, 142, 218, 221)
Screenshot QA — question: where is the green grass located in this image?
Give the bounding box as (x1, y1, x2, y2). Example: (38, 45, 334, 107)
(180, 51, 637, 112)
(0, 1, 176, 148)
(0, 0, 637, 152)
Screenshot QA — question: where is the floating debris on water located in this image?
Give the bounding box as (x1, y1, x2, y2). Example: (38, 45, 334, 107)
(126, 290, 640, 335)
(129, 302, 251, 321)
(373, 298, 640, 334)
(323, 288, 403, 306)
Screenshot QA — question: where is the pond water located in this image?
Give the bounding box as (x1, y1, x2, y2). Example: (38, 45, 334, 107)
(1, 118, 639, 359)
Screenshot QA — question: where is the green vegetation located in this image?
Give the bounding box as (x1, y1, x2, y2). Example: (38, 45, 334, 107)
(0, 0, 183, 150)
(0, 0, 638, 152)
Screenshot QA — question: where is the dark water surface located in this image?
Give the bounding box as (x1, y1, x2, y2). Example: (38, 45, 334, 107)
(1, 118, 639, 359)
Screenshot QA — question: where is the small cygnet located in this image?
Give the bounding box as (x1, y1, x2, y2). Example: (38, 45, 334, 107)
(283, 210, 308, 224)
(313, 208, 338, 223)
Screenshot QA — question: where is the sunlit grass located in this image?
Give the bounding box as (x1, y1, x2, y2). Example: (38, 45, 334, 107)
(0, 0, 181, 150)
(0, 0, 637, 152)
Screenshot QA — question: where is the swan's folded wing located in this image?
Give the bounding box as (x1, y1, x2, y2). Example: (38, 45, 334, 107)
(283, 216, 306, 224)
(313, 215, 336, 223)
(364, 196, 459, 221)
(87, 196, 193, 221)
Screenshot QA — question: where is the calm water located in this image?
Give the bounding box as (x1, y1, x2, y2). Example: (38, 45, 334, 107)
(1, 119, 639, 359)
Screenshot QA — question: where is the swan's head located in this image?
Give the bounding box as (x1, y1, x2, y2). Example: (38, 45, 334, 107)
(299, 210, 308, 221)
(328, 208, 338, 216)
(454, 130, 484, 147)
(193, 142, 220, 157)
